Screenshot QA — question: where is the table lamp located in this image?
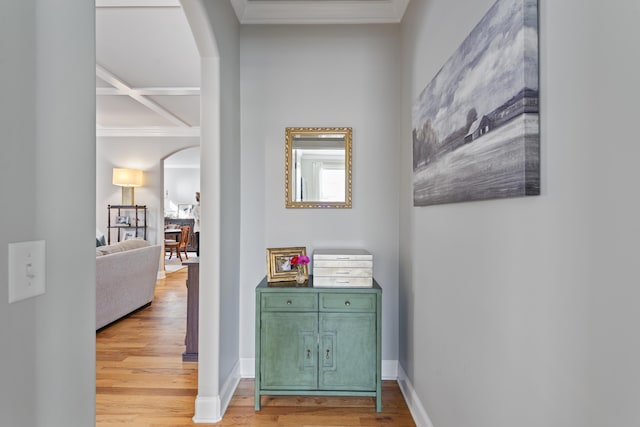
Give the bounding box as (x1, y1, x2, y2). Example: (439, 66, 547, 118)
(112, 168, 143, 205)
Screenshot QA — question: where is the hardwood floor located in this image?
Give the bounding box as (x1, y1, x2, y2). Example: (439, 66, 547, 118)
(96, 268, 416, 426)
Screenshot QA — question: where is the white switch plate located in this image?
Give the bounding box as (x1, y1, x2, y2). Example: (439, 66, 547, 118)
(8, 240, 46, 303)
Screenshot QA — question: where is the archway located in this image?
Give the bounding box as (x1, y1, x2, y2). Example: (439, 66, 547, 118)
(162, 146, 201, 273)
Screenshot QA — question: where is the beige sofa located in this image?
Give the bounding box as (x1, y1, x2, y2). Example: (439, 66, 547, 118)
(96, 239, 162, 330)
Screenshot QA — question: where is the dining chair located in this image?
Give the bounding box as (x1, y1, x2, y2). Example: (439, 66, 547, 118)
(165, 225, 190, 261)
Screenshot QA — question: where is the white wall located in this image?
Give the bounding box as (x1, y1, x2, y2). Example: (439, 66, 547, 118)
(400, 1, 640, 426)
(0, 0, 95, 425)
(96, 137, 198, 245)
(578, 2, 640, 425)
(164, 167, 200, 216)
(187, 1, 242, 420)
(203, 0, 242, 390)
(240, 25, 401, 363)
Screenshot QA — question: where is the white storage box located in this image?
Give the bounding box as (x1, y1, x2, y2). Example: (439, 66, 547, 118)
(313, 249, 373, 288)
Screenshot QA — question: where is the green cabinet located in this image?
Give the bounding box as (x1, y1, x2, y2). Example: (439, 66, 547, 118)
(319, 312, 376, 391)
(255, 277, 382, 412)
(260, 312, 318, 390)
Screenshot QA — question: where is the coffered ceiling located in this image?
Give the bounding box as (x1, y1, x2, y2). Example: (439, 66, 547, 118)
(95, 0, 409, 138)
(96, 1, 200, 137)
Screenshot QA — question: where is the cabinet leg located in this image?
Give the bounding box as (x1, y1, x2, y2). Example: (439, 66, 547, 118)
(254, 393, 261, 411)
(376, 394, 382, 412)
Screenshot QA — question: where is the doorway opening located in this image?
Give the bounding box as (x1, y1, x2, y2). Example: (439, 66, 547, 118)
(162, 147, 201, 271)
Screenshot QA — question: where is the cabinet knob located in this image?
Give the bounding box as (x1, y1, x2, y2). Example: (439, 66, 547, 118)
(345, 301, 351, 307)
(307, 349, 311, 359)
(286, 300, 292, 305)
(325, 349, 331, 359)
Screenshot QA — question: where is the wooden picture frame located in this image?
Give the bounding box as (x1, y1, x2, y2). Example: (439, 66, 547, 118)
(266, 246, 308, 282)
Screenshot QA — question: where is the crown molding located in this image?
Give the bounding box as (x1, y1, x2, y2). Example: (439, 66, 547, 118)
(97, 127, 200, 138)
(230, 0, 410, 24)
(96, 0, 180, 7)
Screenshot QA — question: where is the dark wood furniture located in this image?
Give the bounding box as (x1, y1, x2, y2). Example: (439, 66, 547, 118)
(164, 217, 197, 252)
(165, 225, 190, 261)
(107, 205, 147, 244)
(182, 258, 199, 362)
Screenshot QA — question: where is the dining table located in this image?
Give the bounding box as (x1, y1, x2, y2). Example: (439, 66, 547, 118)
(164, 228, 182, 242)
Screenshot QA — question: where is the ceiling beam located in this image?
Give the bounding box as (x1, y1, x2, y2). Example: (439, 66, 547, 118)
(96, 64, 191, 128)
(97, 87, 200, 96)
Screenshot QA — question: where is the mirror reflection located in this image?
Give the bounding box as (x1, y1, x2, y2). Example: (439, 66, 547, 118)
(286, 127, 352, 208)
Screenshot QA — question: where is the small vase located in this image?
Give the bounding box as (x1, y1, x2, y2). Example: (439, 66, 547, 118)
(295, 268, 306, 285)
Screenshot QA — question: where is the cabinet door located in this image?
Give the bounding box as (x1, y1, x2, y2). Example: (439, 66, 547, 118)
(260, 312, 318, 390)
(319, 312, 376, 391)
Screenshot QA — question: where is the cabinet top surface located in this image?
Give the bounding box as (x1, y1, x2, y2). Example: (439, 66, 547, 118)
(257, 276, 381, 292)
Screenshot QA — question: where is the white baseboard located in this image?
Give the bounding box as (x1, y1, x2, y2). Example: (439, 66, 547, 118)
(397, 365, 435, 427)
(382, 359, 398, 380)
(193, 361, 241, 423)
(192, 395, 221, 424)
(240, 358, 400, 380)
(240, 357, 255, 378)
(220, 360, 242, 414)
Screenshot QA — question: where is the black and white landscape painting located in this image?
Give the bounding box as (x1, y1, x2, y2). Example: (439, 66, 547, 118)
(412, 0, 539, 206)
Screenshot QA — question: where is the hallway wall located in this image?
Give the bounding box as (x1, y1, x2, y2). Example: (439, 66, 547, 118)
(399, 1, 640, 426)
(0, 1, 96, 425)
(239, 23, 401, 364)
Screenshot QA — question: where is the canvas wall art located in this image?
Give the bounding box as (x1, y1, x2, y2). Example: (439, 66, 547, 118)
(412, 0, 539, 206)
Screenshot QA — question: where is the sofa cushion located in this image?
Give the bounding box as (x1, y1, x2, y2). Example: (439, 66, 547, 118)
(96, 228, 107, 247)
(96, 239, 151, 256)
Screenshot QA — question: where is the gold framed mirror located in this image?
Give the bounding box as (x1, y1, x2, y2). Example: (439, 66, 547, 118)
(285, 127, 352, 209)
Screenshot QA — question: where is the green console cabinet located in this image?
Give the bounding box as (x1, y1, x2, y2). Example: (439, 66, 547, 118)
(255, 276, 382, 412)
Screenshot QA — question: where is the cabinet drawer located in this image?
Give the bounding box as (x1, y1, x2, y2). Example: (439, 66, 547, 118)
(319, 293, 376, 312)
(314, 252, 372, 261)
(313, 277, 373, 288)
(314, 267, 372, 278)
(314, 260, 373, 268)
(261, 293, 318, 312)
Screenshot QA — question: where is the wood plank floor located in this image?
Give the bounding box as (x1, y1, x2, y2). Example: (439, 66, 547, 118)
(96, 268, 416, 426)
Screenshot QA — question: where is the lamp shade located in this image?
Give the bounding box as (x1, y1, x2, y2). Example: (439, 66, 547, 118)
(112, 168, 143, 187)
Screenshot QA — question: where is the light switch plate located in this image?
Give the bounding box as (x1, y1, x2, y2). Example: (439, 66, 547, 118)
(8, 240, 46, 303)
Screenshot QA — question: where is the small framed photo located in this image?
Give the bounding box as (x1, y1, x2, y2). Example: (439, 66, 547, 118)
(266, 246, 308, 282)
(123, 231, 136, 240)
(115, 216, 130, 226)
(178, 204, 194, 218)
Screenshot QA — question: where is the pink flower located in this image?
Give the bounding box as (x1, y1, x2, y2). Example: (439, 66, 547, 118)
(298, 255, 310, 265)
(290, 254, 310, 268)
